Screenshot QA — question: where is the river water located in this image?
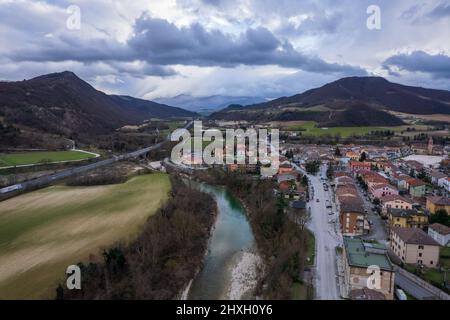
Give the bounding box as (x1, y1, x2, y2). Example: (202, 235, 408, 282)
(187, 181, 255, 300)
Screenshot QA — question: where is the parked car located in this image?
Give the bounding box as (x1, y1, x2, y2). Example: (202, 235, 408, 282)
(316, 198, 320, 202)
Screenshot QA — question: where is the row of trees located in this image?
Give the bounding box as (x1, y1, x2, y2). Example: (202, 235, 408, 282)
(56, 175, 217, 299)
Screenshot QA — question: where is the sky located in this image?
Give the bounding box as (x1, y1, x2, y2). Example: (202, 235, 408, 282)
(0, 0, 449, 100)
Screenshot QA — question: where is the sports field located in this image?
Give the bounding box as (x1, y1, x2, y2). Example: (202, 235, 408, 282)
(0, 150, 97, 167)
(0, 173, 170, 299)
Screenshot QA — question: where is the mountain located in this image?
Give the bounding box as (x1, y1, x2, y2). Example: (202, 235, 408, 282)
(154, 94, 265, 113)
(0, 71, 196, 145)
(210, 77, 450, 126)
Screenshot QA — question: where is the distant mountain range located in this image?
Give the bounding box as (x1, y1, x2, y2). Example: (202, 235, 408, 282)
(210, 77, 450, 127)
(154, 94, 265, 113)
(0, 71, 196, 146)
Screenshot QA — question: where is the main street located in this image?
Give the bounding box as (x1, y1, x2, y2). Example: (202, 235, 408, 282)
(293, 163, 342, 300)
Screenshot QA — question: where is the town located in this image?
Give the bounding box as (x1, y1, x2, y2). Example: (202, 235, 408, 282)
(165, 120, 450, 300)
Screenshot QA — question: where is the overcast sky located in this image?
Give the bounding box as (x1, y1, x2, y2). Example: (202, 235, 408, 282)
(0, 0, 449, 100)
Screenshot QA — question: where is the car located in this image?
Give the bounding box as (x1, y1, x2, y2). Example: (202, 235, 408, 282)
(316, 198, 320, 202)
(328, 211, 334, 215)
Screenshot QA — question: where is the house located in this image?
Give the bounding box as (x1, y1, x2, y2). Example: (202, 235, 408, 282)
(358, 171, 389, 188)
(428, 223, 450, 247)
(343, 237, 395, 300)
(380, 195, 414, 215)
(278, 162, 294, 174)
(368, 184, 398, 200)
(404, 160, 424, 176)
(426, 196, 450, 214)
(390, 227, 440, 268)
(288, 200, 307, 223)
(430, 171, 447, 186)
(406, 178, 427, 198)
(441, 177, 450, 192)
(349, 161, 371, 172)
(349, 288, 386, 300)
(387, 208, 428, 230)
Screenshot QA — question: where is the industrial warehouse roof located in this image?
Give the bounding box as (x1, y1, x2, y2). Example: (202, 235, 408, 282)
(343, 237, 394, 271)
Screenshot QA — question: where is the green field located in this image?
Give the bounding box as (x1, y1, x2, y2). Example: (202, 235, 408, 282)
(0, 173, 170, 299)
(286, 121, 407, 138)
(0, 150, 96, 167)
(305, 229, 316, 266)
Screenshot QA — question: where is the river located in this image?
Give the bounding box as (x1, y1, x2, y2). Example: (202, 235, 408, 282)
(187, 181, 257, 300)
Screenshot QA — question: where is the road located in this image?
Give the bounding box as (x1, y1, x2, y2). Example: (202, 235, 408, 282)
(395, 272, 436, 300)
(0, 121, 193, 194)
(355, 184, 387, 243)
(293, 163, 342, 300)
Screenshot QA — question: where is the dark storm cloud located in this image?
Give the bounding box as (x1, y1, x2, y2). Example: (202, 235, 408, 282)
(8, 13, 366, 75)
(127, 15, 366, 74)
(383, 51, 450, 79)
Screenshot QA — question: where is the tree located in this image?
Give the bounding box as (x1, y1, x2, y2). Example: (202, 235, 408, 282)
(334, 146, 342, 157)
(359, 152, 367, 162)
(301, 175, 309, 187)
(305, 161, 320, 175)
(326, 165, 334, 180)
(429, 209, 450, 227)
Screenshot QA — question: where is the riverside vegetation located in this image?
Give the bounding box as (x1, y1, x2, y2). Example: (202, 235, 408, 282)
(56, 175, 217, 299)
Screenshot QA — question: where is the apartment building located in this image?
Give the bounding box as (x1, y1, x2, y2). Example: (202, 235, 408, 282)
(390, 227, 440, 268)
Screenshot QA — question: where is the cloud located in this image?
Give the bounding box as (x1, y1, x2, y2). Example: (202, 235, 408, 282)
(426, 1, 450, 19)
(7, 12, 366, 76)
(383, 51, 450, 79)
(128, 14, 366, 74)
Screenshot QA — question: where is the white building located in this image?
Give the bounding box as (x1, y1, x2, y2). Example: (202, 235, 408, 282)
(428, 223, 450, 247)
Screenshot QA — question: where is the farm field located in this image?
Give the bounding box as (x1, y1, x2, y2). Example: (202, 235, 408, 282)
(282, 121, 426, 138)
(0, 150, 97, 168)
(0, 173, 170, 299)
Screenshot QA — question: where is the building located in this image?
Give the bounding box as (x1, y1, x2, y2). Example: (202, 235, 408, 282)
(349, 161, 371, 172)
(343, 237, 395, 300)
(368, 184, 399, 200)
(441, 177, 450, 192)
(406, 178, 427, 198)
(390, 227, 440, 268)
(387, 208, 428, 229)
(380, 195, 414, 215)
(428, 223, 450, 247)
(278, 162, 294, 174)
(426, 196, 450, 214)
(349, 288, 386, 300)
(428, 137, 434, 155)
(335, 176, 369, 236)
(430, 171, 447, 186)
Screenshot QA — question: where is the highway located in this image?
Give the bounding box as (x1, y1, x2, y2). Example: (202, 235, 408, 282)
(0, 121, 193, 195)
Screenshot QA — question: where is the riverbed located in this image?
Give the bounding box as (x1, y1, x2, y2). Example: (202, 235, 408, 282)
(187, 181, 259, 300)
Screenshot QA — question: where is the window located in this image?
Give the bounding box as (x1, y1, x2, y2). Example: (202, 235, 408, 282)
(430, 261, 433, 265)
(419, 253, 422, 257)
(418, 245, 424, 250)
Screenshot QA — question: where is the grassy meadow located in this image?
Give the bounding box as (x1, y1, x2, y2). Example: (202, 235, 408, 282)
(0, 150, 96, 168)
(283, 121, 423, 138)
(0, 173, 170, 299)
